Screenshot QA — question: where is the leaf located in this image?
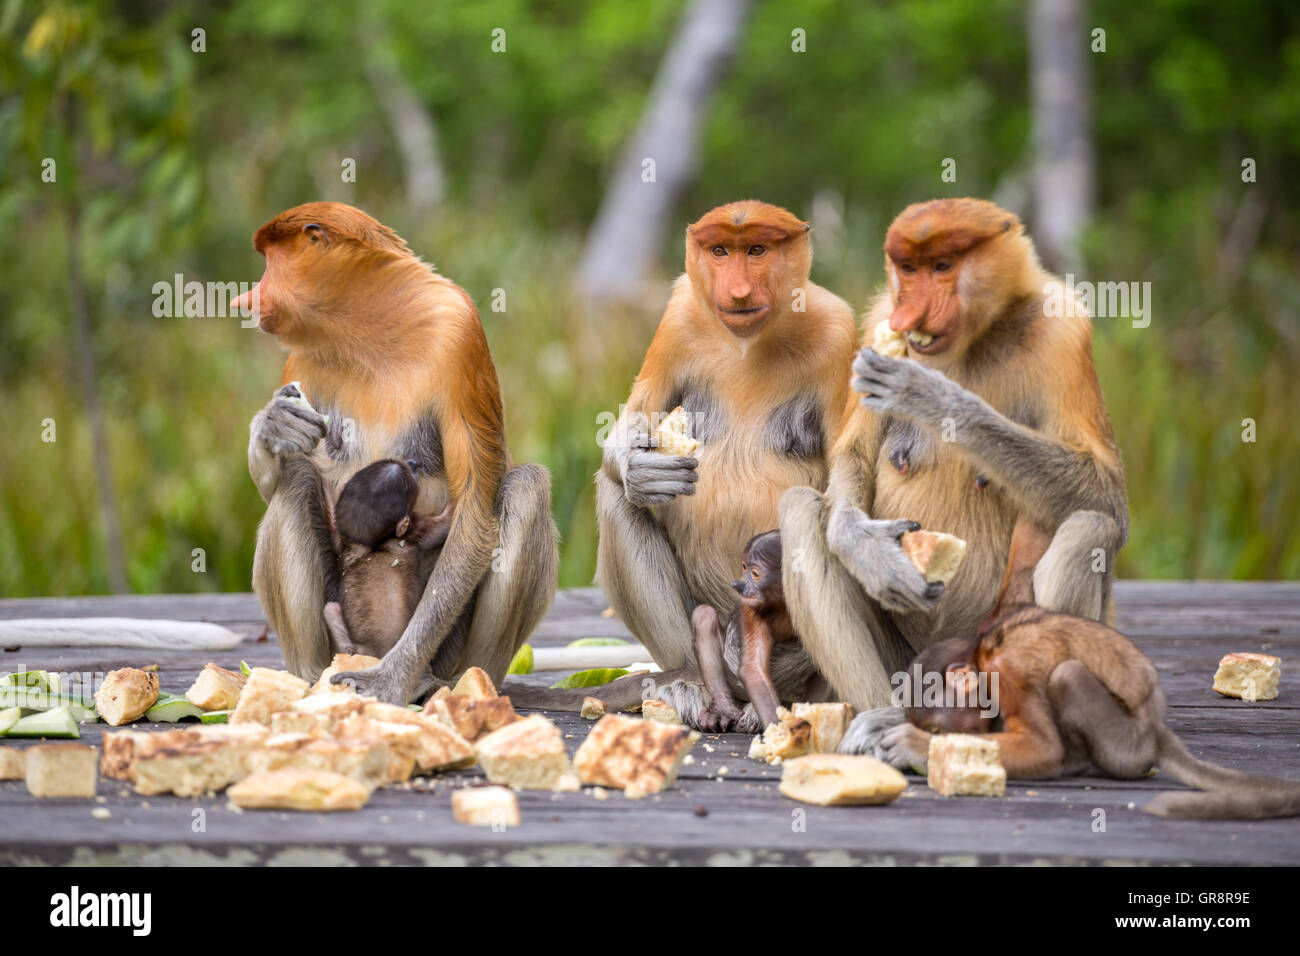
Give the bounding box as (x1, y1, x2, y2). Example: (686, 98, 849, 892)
(507, 643, 534, 675)
(549, 667, 628, 689)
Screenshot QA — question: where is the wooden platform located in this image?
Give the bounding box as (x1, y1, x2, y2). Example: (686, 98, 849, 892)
(1, 583, 1298, 866)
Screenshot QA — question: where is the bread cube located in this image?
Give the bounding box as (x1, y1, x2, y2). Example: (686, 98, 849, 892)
(94, 668, 160, 726)
(928, 733, 1006, 797)
(228, 769, 369, 811)
(452, 786, 520, 827)
(476, 715, 573, 790)
(229, 668, 310, 725)
(573, 713, 697, 798)
(778, 754, 907, 806)
(1212, 652, 1281, 702)
(185, 663, 247, 711)
(25, 744, 97, 798)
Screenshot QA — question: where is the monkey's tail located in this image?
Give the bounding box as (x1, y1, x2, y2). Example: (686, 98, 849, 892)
(1144, 727, 1300, 820)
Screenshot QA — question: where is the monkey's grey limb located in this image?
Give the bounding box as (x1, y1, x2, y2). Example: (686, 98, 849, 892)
(248, 386, 327, 504)
(447, 463, 559, 687)
(253, 455, 338, 681)
(839, 706, 909, 757)
(779, 485, 916, 711)
(503, 667, 700, 712)
(322, 602, 356, 655)
(594, 469, 696, 667)
(1034, 510, 1124, 623)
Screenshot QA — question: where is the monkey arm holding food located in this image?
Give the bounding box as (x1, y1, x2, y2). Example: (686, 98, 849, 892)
(851, 347, 1127, 536)
(601, 371, 699, 508)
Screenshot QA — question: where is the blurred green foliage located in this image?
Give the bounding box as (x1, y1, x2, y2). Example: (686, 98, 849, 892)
(0, 0, 1297, 597)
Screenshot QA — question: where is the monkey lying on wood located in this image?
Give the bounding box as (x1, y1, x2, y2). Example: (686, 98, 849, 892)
(322, 459, 454, 661)
(691, 531, 821, 733)
(878, 521, 1300, 819)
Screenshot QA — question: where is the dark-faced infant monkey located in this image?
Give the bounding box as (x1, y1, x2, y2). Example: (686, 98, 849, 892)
(690, 530, 822, 733)
(323, 459, 454, 660)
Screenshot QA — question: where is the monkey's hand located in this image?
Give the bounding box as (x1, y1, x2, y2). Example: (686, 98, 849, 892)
(826, 499, 944, 613)
(329, 659, 410, 704)
(840, 706, 908, 754)
(248, 385, 328, 501)
(878, 721, 932, 775)
(851, 348, 972, 428)
(620, 447, 699, 507)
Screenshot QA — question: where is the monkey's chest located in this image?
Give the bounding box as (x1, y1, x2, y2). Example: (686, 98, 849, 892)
(872, 419, 1016, 639)
(657, 390, 829, 611)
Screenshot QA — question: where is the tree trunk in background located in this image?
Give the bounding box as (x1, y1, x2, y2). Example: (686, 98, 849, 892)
(1028, 0, 1094, 271)
(65, 200, 128, 594)
(576, 0, 753, 303)
(364, 15, 445, 213)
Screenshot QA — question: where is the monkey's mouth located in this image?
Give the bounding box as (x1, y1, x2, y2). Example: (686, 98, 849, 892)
(906, 330, 946, 355)
(718, 305, 771, 335)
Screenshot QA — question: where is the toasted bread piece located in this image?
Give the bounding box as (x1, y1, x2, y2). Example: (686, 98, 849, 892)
(653, 406, 699, 457)
(791, 702, 855, 754)
(185, 663, 247, 711)
(900, 530, 968, 584)
(229, 668, 310, 726)
(751, 707, 813, 764)
(0, 747, 25, 780)
(928, 733, 1006, 796)
(131, 724, 268, 796)
(270, 692, 367, 735)
(1212, 652, 1281, 702)
(311, 653, 381, 694)
(94, 668, 160, 726)
(573, 714, 697, 798)
(228, 769, 369, 811)
(452, 666, 498, 700)
(871, 322, 908, 359)
(248, 734, 388, 788)
(425, 693, 518, 742)
(641, 699, 683, 725)
(25, 744, 97, 798)
(580, 697, 607, 720)
(100, 729, 153, 781)
(360, 702, 475, 772)
(778, 754, 907, 806)
(333, 714, 421, 782)
(452, 786, 520, 827)
(476, 715, 573, 790)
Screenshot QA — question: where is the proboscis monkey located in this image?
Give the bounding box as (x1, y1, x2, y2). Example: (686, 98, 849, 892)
(237, 202, 558, 702)
(322, 457, 455, 660)
(691, 530, 816, 733)
(778, 197, 1129, 739)
(885, 605, 1300, 819)
(508, 200, 854, 725)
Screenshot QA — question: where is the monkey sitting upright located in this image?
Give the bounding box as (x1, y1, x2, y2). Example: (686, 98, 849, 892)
(691, 531, 821, 734)
(323, 459, 454, 660)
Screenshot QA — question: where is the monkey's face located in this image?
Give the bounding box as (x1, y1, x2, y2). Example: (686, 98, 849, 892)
(235, 202, 411, 344)
(334, 459, 421, 548)
(733, 530, 784, 606)
(685, 203, 811, 339)
(882, 199, 1024, 362)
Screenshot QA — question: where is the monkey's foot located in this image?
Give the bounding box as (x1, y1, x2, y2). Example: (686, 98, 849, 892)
(330, 662, 409, 704)
(839, 706, 909, 756)
(696, 703, 743, 734)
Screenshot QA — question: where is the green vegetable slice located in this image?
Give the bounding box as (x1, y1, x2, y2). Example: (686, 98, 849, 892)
(0, 706, 20, 735)
(507, 644, 534, 675)
(145, 693, 206, 723)
(549, 668, 629, 689)
(239, 660, 253, 677)
(566, 638, 630, 648)
(6, 706, 80, 738)
(0, 687, 97, 723)
(199, 710, 231, 724)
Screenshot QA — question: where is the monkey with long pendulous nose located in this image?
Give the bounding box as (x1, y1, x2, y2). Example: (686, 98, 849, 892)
(691, 531, 822, 733)
(323, 458, 454, 661)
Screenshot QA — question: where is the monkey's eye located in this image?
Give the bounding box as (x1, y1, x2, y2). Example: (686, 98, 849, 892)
(748, 245, 766, 257)
(303, 223, 325, 243)
(934, 260, 952, 272)
(899, 263, 916, 274)
(710, 245, 728, 258)
(750, 568, 761, 580)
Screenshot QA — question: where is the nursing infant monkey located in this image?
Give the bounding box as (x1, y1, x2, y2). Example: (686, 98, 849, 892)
(323, 458, 455, 660)
(884, 519, 1300, 820)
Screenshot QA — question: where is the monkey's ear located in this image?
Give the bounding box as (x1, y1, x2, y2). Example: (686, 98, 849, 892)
(395, 515, 411, 538)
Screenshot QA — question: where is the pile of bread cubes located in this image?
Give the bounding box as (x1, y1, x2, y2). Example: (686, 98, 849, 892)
(1, 647, 1283, 821)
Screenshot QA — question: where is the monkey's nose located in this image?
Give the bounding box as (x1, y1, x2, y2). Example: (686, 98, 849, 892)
(731, 580, 745, 594)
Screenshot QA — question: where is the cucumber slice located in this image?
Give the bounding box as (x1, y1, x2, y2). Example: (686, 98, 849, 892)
(6, 706, 80, 738)
(0, 687, 97, 723)
(199, 710, 231, 724)
(2, 670, 55, 692)
(566, 638, 630, 648)
(507, 644, 534, 675)
(239, 660, 253, 677)
(0, 706, 20, 735)
(145, 693, 206, 723)
(549, 667, 629, 690)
